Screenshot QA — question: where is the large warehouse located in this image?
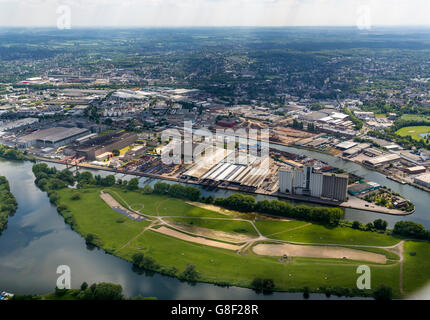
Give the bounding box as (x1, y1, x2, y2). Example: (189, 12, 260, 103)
(363, 153, 401, 167)
(414, 173, 430, 189)
(18, 127, 90, 148)
(76, 132, 138, 160)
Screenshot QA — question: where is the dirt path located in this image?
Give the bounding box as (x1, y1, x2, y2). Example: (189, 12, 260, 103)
(152, 226, 244, 251)
(253, 243, 387, 264)
(117, 220, 158, 251)
(265, 223, 312, 237)
(163, 218, 256, 243)
(156, 199, 168, 217)
(396, 241, 405, 295)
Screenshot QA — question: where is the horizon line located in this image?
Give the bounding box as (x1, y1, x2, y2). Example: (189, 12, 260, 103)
(2, 25, 430, 29)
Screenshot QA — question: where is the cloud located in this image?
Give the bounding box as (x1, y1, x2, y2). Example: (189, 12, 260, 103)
(0, 0, 429, 27)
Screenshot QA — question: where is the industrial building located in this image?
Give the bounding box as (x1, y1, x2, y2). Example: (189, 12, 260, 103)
(321, 173, 349, 202)
(336, 141, 357, 150)
(348, 181, 381, 195)
(404, 166, 427, 175)
(363, 153, 401, 167)
(342, 143, 371, 157)
(17, 127, 90, 148)
(181, 147, 233, 181)
(182, 149, 271, 190)
(0, 118, 39, 131)
(76, 132, 138, 160)
(414, 173, 430, 189)
(279, 166, 348, 202)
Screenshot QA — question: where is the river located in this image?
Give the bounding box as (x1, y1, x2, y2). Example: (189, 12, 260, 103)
(1, 143, 428, 299)
(0, 159, 360, 299)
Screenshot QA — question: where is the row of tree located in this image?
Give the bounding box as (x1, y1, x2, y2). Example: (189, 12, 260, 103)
(393, 221, 430, 240)
(0, 144, 29, 161)
(343, 107, 363, 130)
(214, 194, 344, 226)
(32, 163, 140, 191)
(153, 181, 201, 202)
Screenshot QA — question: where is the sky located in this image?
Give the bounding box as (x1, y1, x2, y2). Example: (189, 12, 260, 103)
(0, 0, 429, 28)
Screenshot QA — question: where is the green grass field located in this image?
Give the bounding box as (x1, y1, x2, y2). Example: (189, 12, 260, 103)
(57, 187, 151, 252)
(254, 219, 309, 236)
(399, 114, 430, 122)
(270, 224, 401, 246)
(119, 229, 400, 294)
(51, 185, 430, 297)
(403, 241, 430, 295)
(375, 114, 387, 119)
(108, 189, 226, 218)
(166, 217, 258, 237)
(396, 126, 430, 141)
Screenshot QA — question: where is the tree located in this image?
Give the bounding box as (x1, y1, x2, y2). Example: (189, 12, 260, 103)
(56, 169, 75, 185)
(102, 175, 116, 187)
(112, 149, 120, 157)
(142, 185, 153, 194)
(91, 283, 124, 300)
(154, 182, 170, 194)
(352, 221, 361, 230)
(127, 178, 139, 191)
(251, 278, 275, 293)
(180, 264, 199, 282)
(80, 282, 88, 291)
(54, 286, 68, 297)
(303, 286, 310, 299)
(85, 233, 96, 245)
(78, 171, 95, 185)
(373, 219, 388, 231)
(393, 221, 428, 239)
(132, 253, 144, 267)
(372, 285, 393, 301)
(50, 179, 67, 190)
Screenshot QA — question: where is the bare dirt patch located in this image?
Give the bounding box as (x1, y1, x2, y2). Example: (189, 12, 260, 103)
(165, 219, 256, 243)
(253, 243, 387, 264)
(185, 201, 236, 216)
(100, 191, 144, 221)
(152, 226, 243, 251)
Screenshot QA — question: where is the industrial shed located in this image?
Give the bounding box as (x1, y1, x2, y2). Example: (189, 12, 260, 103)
(18, 127, 90, 148)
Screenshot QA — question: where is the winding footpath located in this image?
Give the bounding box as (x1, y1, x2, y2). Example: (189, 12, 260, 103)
(102, 189, 406, 288)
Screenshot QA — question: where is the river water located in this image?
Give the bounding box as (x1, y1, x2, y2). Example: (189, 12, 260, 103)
(0, 146, 428, 298)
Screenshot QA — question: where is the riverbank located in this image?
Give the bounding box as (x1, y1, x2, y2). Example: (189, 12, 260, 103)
(51, 185, 403, 297)
(31, 160, 412, 297)
(2, 159, 320, 300)
(0, 176, 17, 235)
(35, 156, 412, 216)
